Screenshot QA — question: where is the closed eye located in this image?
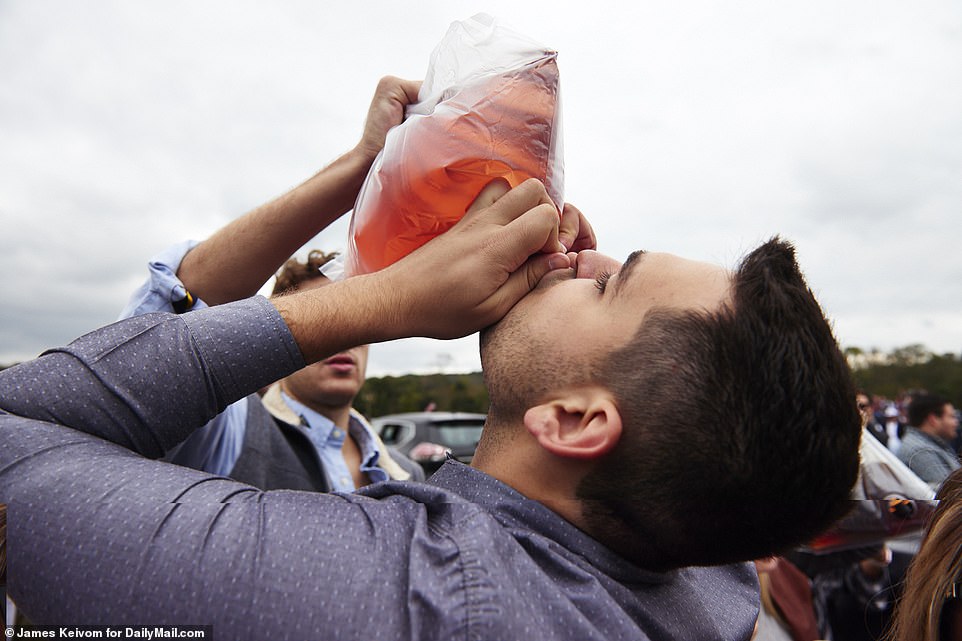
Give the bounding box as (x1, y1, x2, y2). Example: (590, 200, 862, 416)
(594, 271, 611, 294)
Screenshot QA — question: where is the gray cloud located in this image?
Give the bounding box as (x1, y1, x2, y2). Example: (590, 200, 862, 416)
(2, 0, 962, 370)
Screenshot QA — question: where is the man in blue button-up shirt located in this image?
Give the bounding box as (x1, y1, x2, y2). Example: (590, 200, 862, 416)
(1, 171, 862, 640)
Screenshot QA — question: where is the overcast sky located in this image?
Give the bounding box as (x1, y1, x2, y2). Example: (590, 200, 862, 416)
(2, 1, 961, 376)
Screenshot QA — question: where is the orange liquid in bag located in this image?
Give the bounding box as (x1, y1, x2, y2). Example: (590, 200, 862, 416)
(345, 55, 563, 276)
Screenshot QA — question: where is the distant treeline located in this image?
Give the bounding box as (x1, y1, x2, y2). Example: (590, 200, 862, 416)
(4, 344, 961, 417)
(846, 345, 962, 407)
(355, 346, 962, 418)
(356, 345, 962, 418)
(355, 371, 489, 418)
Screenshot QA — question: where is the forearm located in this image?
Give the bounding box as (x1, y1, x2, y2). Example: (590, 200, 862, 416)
(0, 297, 303, 457)
(178, 147, 374, 305)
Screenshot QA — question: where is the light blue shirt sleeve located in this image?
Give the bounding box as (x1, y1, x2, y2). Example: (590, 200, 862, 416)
(118, 239, 246, 475)
(118, 239, 202, 318)
(163, 398, 248, 475)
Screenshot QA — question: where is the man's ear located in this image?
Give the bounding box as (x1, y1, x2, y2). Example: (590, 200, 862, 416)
(523, 392, 622, 460)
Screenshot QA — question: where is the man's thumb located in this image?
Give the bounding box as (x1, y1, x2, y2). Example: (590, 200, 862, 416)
(493, 252, 570, 314)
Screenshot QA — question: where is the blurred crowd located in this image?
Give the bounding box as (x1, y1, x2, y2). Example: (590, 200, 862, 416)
(858, 391, 962, 463)
(753, 389, 961, 641)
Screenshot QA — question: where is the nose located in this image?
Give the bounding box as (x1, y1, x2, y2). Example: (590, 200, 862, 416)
(575, 250, 623, 279)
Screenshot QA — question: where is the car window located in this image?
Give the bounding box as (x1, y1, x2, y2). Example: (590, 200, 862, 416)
(378, 422, 415, 446)
(432, 422, 485, 448)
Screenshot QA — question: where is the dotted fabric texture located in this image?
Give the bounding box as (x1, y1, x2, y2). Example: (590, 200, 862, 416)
(0, 297, 759, 639)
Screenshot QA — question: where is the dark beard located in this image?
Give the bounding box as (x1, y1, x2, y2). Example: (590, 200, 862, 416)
(479, 322, 533, 425)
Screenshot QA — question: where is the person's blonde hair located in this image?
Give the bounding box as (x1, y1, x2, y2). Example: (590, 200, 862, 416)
(886, 469, 962, 641)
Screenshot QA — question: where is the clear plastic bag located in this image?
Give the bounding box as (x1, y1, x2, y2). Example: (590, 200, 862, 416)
(344, 13, 564, 276)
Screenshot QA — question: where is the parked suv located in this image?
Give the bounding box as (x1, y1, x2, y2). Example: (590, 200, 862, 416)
(372, 411, 486, 474)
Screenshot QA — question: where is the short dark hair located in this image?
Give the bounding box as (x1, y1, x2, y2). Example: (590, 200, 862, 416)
(271, 249, 338, 296)
(578, 237, 861, 570)
(907, 394, 950, 428)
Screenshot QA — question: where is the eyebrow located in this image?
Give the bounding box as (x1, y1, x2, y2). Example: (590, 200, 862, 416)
(613, 249, 647, 298)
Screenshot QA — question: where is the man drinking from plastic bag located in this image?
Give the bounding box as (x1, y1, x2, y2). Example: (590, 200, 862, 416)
(0, 15, 862, 641)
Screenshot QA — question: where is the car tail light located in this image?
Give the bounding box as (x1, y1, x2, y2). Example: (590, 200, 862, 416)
(409, 442, 449, 462)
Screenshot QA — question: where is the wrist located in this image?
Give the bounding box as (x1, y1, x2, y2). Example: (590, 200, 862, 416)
(346, 142, 380, 172)
(271, 271, 406, 364)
